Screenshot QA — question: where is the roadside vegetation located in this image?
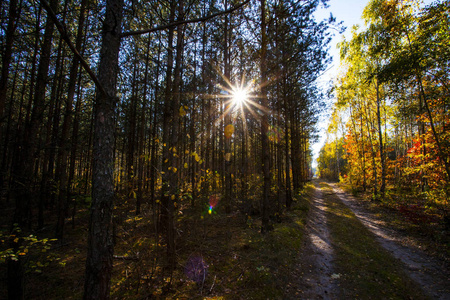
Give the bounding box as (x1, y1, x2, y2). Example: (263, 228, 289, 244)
(339, 181, 450, 261)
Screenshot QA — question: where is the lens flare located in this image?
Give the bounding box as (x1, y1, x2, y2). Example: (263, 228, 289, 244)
(208, 194, 220, 214)
(184, 256, 208, 284)
(224, 124, 235, 139)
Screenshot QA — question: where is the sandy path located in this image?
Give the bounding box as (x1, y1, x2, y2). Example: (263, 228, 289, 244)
(330, 183, 450, 300)
(286, 183, 338, 299)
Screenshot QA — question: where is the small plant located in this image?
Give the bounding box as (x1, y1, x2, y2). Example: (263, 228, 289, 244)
(0, 225, 58, 273)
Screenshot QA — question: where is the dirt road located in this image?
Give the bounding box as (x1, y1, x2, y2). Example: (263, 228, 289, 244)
(286, 182, 338, 299)
(289, 181, 449, 299)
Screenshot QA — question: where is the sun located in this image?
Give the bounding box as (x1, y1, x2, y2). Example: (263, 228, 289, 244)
(231, 87, 249, 107)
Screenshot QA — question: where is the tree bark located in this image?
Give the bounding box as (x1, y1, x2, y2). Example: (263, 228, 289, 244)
(136, 35, 152, 216)
(260, 0, 272, 233)
(376, 79, 386, 199)
(166, 0, 184, 271)
(223, 0, 232, 214)
(159, 0, 176, 237)
(0, 0, 20, 125)
(83, 0, 123, 298)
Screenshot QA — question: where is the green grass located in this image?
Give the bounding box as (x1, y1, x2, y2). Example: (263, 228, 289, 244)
(321, 182, 428, 299)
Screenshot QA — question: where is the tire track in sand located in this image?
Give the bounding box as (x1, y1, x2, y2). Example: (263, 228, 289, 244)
(286, 182, 338, 299)
(330, 183, 450, 300)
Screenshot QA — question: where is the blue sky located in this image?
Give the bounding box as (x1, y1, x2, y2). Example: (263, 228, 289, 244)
(311, 0, 367, 168)
(311, 0, 434, 169)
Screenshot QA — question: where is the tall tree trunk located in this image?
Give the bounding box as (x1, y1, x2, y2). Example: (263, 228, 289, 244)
(83, 0, 123, 298)
(1, 58, 21, 197)
(159, 0, 176, 238)
(8, 0, 57, 297)
(166, 0, 184, 271)
(190, 44, 198, 206)
(0, 0, 20, 126)
(417, 75, 450, 185)
(0, 0, 21, 201)
(136, 35, 152, 215)
(149, 33, 162, 207)
(363, 100, 378, 199)
(260, 0, 272, 233)
(55, 0, 88, 239)
(127, 56, 138, 198)
(290, 110, 300, 190)
(69, 73, 84, 227)
(376, 79, 386, 199)
(223, 0, 232, 214)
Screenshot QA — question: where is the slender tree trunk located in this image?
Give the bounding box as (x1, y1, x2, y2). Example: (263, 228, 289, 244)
(55, 0, 87, 239)
(136, 35, 152, 215)
(0, 0, 20, 199)
(0, 0, 20, 125)
(127, 59, 138, 198)
(159, 0, 175, 238)
(350, 105, 365, 190)
(260, 0, 272, 233)
(83, 0, 123, 298)
(149, 36, 162, 207)
(283, 81, 292, 208)
(166, 0, 184, 271)
(376, 79, 386, 199)
(190, 45, 198, 205)
(290, 110, 299, 190)
(223, 0, 232, 214)
(363, 100, 378, 199)
(417, 75, 450, 184)
(69, 74, 84, 227)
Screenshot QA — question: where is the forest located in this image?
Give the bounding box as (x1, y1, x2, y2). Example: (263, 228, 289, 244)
(0, 0, 448, 298)
(317, 0, 449, 228)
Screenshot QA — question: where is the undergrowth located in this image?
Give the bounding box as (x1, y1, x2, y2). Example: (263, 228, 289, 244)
(338, 182, 450, 259)
(1, 185, 311, 299)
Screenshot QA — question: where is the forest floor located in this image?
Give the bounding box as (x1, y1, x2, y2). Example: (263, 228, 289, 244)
(1, 180, 449, 299)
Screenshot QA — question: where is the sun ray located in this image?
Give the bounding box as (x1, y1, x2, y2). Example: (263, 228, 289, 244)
(196, 65, 276, 143)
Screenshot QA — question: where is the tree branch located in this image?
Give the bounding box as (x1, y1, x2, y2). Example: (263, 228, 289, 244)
(41, 0, 250, 95)
(113, 255, 139, 261)
(40, 0, 108, 97)
(121, 0, 250, 38)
